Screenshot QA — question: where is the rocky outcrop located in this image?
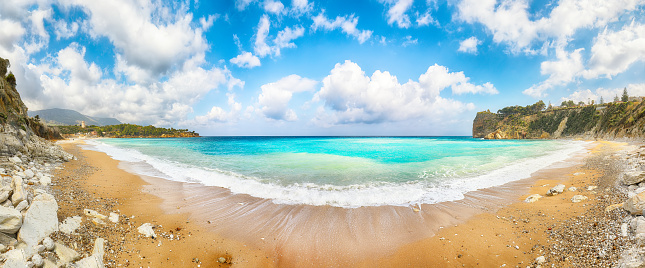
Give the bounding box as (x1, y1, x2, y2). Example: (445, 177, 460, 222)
(472, 111, 499, 138)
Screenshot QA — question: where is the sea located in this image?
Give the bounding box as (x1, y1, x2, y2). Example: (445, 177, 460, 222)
(84, 136, 588, 208)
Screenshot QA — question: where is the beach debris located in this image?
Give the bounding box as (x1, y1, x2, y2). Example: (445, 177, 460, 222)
(83, 209, 108, 223)
(624, 192, 645, 215)
(524, 194, 542, 203)
(546, 184, 566, 196)
(138, 223, 156, 238)
(568, 187, 577, 192)
(18, 193, 59, 255)
(0, 206, 22, 233)
(605, 203, 624, 213)
(571, 195, 588, 203)
(59, 216, 83, 234)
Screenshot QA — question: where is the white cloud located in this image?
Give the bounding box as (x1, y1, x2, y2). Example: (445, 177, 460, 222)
(63, 0, 209, 80)
(312, 60, 494, 125)
(416, 11, 437, 27)
(457, 0, 645, 52)
(402, 35, 418, 47)
(235, 0, 256, 10)
(29, 8, 51, 39)
(259, 74, 317, 121)
(274, 25, 305, 56)
(379, 0, 414, 28)
(200, 14, 218, 31)
(192, 93, 242, 125)
(30, 44, 240, 126)
(263, 0, 285, 14)
(312, 12, 373, 44)
(53, 19, 79, 40)
(291, 0, 312, 15)
(0, 18, 26, 51)
(254, 15, 272, 57)
(230, 52, 261, 68)
(584, 22, 645, 79)
(563, 84, 645, 104)
(523, 48, 585, 98)
(458, 36, 481, 54)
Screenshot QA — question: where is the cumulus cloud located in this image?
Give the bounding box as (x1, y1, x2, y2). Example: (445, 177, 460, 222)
(311, 12, 373, 44)
(259, 74, 317, 121)
(200, 14, 218, 31)
(379, 0, 414, 28)
(53, 19, 80, 40)
(457, 0, 644, 52)
(251, 16, 304, 62)
(523, 48, 585, 98)
(235, 0, 256, 10)
(230, 52, 261, 68)
(458, 36, 481, 54)
(263, 0, 285, 14)
(191, 93, 243, 125)
(311, 60, 494, 125)
(291, 0, 312, 15)
(563, 84, 645, 104)
(584, 22, 645, 79)
(254, 15, 272, 57)
(416, 11, 437, 27)
(63, 0, 209, 80)
(0, 18, 26, 51)
(274, 25, 305, 56)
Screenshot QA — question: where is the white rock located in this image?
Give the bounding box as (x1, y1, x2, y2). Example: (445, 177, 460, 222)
(75, 255, 104, 268)
(137, 223, 156, 238)
(0, 232, 17, 247)
(59, 216, 82, 234)
(568, 187, 577, 192)
(18, 193, 58, 255)
(54, 242, 80, 264)
(108, 213, 119, 223)
(11, 176, 25, 206)
(3, 248, 28, 268)
(31, 254, 44, 267)
(0, 205, 23, 233)
(92, 238, 105, 257)
(624, 171, 645, 185)
(546, 184, 566, 196)
(9, 157, 22, 164)
(624, 191, 645, 215)
(632, 217, 645, 239)
(83, 209, 107, 221)
(23, 169, 34, 179)
(15, 200, 29, 212)
(622, 223, 630, 237)
(571, 195, 588, 203)
(587, 185, 598, 191)
(524, 194, 542, 203)
(0, 191, 9, 203)
(42, 237, 54, 251)
(536, 256, 546, 264)
(0, 168, 5, 174)
(34, 245, 46, 253)
(39, 176, 51, 186)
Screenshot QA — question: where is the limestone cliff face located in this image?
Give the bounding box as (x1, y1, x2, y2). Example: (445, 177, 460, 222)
(473, 101, 645, 140)
(0, 57, 66, 158)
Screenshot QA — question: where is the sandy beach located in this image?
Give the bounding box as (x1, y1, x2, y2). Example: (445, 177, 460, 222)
(49, 139, 634, 267)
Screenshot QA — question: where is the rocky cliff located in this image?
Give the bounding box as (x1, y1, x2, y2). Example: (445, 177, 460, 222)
(0, 57, 67, 159)
(473, 101, 645, 140)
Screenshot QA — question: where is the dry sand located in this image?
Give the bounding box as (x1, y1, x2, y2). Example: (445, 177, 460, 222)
(50, 140, 629, 267)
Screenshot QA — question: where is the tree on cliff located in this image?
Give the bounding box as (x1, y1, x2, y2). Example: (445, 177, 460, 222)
(5, 72, 16, 87)
(600, 96, 604, 104)
(0, 58, 9, 77)
(622, 87, 629, 102)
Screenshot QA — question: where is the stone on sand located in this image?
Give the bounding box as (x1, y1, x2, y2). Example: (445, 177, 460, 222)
(18, 193, 59, 254)
(54, 242, 80, 264)
(137, 223, 156, 238)
(10, 176, 25, 206)
(623, 171, 645, 185)
(524, 194, 542, 203)
(624, 191, 645, 215)
(546, 184, 566, 196)
(108, 212, 118, 223)
(59, 216, 82, 234)
(42, 237, 55, 251)
(571, 195, 588, 203)
(0, 206, 22, 234)
(605, 203, 624, 213)
(3, 248, 28, 268)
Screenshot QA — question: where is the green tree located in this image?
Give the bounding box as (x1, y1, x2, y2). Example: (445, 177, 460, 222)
(5, 72, 16, 87)
(622, 87, 629, 102)
(614, 95, 620, 102)
(600, 96, 604, 104)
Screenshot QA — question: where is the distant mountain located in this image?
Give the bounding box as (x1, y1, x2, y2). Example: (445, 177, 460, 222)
(28, 108, 121, 126)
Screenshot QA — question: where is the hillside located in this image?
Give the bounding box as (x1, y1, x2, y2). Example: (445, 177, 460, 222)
(57, 124, 200, 138)
(473, 100, 645, 139)
(29, 108, 121, 126)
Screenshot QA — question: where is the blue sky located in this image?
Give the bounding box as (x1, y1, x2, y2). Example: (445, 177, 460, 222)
(1, 0, 644, 136)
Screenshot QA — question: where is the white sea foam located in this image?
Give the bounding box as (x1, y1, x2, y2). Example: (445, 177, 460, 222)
(83, 139, 589, 208)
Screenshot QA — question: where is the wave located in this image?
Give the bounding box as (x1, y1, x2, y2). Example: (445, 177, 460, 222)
(83, 139, 589, 208)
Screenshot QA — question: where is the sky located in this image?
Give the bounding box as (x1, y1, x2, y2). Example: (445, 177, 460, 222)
(1, 0, 644, 136)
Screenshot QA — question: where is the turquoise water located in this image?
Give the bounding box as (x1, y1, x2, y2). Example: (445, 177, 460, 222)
(88, 137, 587, 207)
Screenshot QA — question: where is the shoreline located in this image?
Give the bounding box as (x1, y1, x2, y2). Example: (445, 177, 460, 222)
(47, 139, 633, 267)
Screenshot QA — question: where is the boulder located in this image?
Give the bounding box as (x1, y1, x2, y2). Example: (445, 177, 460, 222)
(42, 237, 54, 251)
(23, 169, 34, 179)
(3, 248, 28, 268)
(14, 200, 28, 212)
(17, 193, 58, 254)
(624, 171, 645, 185)
(571, 195, 588, 203)
(39, 176, 51, 186)
(137, 223, 156, 238)
(0, 206, 22, 233)
(0, 190, 9, 203)
(11, 176, 25, 206)
(32, 254, 44, 267)
(59, 216, 82, 234)
(632, 216, 645, 239)
(616, 247, 645, 268)
(0, 232, 17, 246)
(624, 191, 645, 215)
(75, 255, 104, 268)
(524, 194, 542, 203)
(546, 184, 566, 196)
(54, 242, 80, 264)
(92, 238, 105, 257)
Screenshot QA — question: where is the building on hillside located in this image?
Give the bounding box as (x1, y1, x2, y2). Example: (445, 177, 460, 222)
(81, 121, 86, 128)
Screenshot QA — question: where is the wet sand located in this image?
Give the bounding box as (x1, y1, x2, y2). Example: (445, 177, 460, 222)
(51, 139, 627, 267)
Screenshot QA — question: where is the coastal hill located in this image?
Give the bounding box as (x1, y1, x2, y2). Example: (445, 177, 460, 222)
(57, 124, 200, 138)
(28, 108, 121, 126)
(473, 98, 645, 139)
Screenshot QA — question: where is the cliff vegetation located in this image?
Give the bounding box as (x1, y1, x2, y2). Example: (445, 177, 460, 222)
(473, 97, 645, 139)
(57, 124, 199, 138)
